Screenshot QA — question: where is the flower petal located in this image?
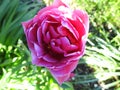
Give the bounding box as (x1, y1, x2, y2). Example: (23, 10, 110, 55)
(49, 26, 60, 38)
(22, 0, 89, 85)
(61, 20, 79, 40)
(73, 10, 89, 32)
(50, 40, 64, 54)
(34, 43, 45, 58)
(37, 0, 67, 17)
(49, 60, 78, 84)
(32, 52, 54, 67)
(53, 0, 68, 7)
(28, 23, 38, 43)
(22, 19, 33, 31)
(52, 72, 71, 85)
(43, 54, 57, 63)
(60, 37, 70, 48)
(50, 60, 78, 75)
(37, 27, 43, 44)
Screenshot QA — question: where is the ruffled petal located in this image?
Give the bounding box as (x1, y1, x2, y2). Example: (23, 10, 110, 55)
(60, 37, 70, 48)
(49, 26, 60, 38)
(49, 60, 78, 84)
(53, 0, 68, 7)
(52, 73, 71, 85)
(43, 54, 57, 63)
(37, 0, 67, 17)
(73, 10, 89, 32)
(50, 40, 64, 54)
(34, 43, 45, 58)
(37, 27, 43, 44)
(61, 20, 79, 40)
(32, 52, 55, 67)
(22, 19, 33, 31)
(28, 23, 38, 43)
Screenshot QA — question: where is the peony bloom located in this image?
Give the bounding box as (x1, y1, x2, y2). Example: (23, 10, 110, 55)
(22, 0, 89, 85)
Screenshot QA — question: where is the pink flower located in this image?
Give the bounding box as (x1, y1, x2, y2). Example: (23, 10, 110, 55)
(22, 0, 89, 85)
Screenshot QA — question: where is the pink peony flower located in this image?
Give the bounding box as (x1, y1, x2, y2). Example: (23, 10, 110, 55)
(22, 0, 89, 85)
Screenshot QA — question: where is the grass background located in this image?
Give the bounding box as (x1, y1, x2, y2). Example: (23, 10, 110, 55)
(0, 0, 120, 90)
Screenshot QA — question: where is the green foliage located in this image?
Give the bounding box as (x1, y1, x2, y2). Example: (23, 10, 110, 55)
(75, 37, 120, 89)
(72, 0, 120, 89)
(0, 0, 43, 46)
(76, 0, 120, 41)
(0, 40, 63, 90)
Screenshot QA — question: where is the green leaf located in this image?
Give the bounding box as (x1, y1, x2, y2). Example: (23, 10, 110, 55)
(61, 82, 74, 90)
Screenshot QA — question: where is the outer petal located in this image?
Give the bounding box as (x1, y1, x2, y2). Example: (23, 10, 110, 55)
(22, 20, 35, 50)
(32, 52, 55, 67)
(73, 10, 89, 32)
(27, 23, 38, 43)
(53, 0, 68, 7)
(53, 73, 71, 85)
(49, 60, 78, 85)
(37, 0, 67, 16)
(53, 73, 74, 85)
(22, 19, 33, 31)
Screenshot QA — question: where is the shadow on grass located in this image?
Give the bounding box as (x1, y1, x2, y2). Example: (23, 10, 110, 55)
(72, 58, 102, 90)
(72, 43, 120, 90)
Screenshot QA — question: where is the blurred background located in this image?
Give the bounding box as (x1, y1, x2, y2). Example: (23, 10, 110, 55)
(0, 0, 120, 90)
